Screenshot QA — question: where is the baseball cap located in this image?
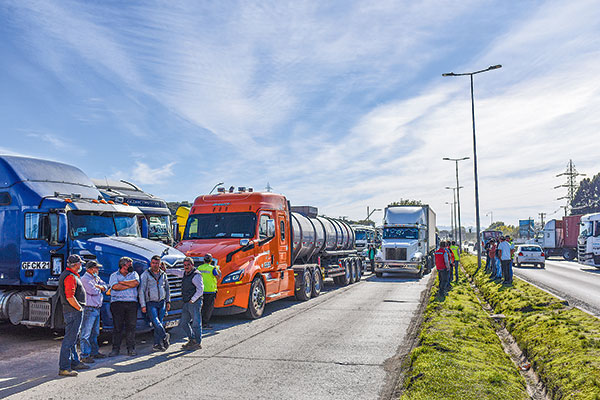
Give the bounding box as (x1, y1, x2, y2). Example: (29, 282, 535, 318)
(85, 260, 103, 270)
(67, 254, 84, 265)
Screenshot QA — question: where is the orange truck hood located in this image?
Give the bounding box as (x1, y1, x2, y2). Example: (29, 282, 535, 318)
(175, 239, 252, 277)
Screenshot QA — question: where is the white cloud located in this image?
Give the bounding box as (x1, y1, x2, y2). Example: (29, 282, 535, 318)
(131, 162, 176, 185)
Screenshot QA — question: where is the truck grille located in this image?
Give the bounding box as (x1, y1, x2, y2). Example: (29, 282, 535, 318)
(167, 260, 184, 299)
(385, 248, 407, 261)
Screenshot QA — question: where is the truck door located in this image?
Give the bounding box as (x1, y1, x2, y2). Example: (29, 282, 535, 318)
(21, 212, 64, 284)
(258, 211, 280, 295)
(276, 212, 294, 293)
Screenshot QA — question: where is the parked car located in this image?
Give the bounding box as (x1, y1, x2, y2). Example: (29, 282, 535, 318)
(513, 245, 545, 268)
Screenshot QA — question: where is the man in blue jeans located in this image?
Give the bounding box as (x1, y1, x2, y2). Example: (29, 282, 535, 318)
(58, 254, 90, 376)
(79, 260, 108, 363)
(139, 255, 171, 351)
(171, 257, 203, 351)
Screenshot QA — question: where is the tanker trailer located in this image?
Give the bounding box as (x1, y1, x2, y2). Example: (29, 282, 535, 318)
(176, 191, 364, 319)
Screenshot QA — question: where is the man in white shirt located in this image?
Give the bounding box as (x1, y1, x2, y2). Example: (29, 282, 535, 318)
(497, 236, 513, 285)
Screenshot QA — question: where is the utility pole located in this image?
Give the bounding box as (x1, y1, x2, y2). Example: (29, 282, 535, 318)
(539, 212, 546, 229)
(554, 160, 585, 216)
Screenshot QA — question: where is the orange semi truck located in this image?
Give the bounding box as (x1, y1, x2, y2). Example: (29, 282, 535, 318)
(175, 189, 362, 318)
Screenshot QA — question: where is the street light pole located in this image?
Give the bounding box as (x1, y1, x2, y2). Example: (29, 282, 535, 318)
(443, 157, 469, 250)
(445, 201, 454, 239)
(445, 187, 457, 239)
(443, 64, 502, 274)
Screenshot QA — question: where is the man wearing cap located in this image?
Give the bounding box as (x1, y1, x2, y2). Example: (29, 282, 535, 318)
(170, 257, 203, 350)
(57, 254, 90, 377)
(197, 253, 221, 329)
(108, 257, 140, 356)
(79, 260, 108, 363)
(139, 255, 171, 351)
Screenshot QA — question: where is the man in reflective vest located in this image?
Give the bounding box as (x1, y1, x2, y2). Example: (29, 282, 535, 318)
(435, 241, 451, 295)
(197, 253, 221, 329)
(449, 241, 460, 283)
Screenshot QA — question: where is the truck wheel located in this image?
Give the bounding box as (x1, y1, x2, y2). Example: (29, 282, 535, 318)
(375, 272, 383, 278)
(416, 264, 424, 279)
(563, 249, 575, 261)
(245, 277, 266, 319)
(311, 268, 323, 297)
(355, 259, 362, 282)
(340, 260, 351, 286)
(349, 260, 356, 284)
(295, 269, 312, 301)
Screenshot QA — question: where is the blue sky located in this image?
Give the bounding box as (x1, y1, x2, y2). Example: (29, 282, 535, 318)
(1, 1, 599, 229)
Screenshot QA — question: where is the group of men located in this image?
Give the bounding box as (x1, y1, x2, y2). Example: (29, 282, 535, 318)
(434, 240, 461, 294)
(57, 253, 220, 377)
(484, 235, 514, 284)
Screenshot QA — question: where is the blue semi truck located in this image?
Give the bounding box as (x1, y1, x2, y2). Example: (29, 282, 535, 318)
(0, 155, 185, 331)
(92, 179, 174, 245)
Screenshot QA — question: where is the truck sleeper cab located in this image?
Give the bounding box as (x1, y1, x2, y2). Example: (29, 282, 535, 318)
(0, 155, 185, 331)
(176, 191, 362, 319)
(578, 213, 600, 268)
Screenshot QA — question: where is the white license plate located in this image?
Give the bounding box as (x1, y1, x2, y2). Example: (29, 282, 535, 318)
(164, 319, 179, 329)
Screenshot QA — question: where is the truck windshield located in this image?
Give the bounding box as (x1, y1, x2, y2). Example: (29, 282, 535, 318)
(184, 212, 256, 239)
(580, 221, 593, 237)
(383, 227, 418, 239)
(148, 215, 171, 240)
(69, 212, 140, 239)
(355, 231, 366, 240)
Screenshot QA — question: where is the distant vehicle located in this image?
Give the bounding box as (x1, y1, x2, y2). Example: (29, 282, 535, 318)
(481, 230, 502, 246)
(93, 179, 174, 245)
(538, 215, 582, 261)
(375, 205, 436, 278)
(174, 205, 190, 242)
(0, 156, 185, 330)
(513, 244, 545, 268)
(352, 225, 377, 253)
(578, 213, 600, 268)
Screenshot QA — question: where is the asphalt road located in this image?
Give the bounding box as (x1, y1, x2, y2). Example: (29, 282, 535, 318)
(512, 258, 600, 316)
(0, 271, 433, 400)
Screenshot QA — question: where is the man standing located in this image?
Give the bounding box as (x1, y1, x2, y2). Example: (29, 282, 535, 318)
(197, 254, 221, 329)
(367, 245, 376, 273)
(434, 241, 451, 295)
(80, 260, 108, 363)
(497, 236, 513, 285)
(488, 239, 498, 279)
(108, 257, 140, 356)
(139, 255, 171, 351)
(449, 241, 460, 282)
(171, 257, 203, 350)
(58, 254, 90, 376)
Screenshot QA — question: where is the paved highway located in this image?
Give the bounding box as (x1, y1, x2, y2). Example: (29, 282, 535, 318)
(1, 272, 432, 400)
(512, 258, 600, 316)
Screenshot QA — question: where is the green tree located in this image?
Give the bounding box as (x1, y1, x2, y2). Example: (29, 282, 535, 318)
(487, 221, 519, 237)
(571, 172, 600, 214)
(388, 199, 423, 206)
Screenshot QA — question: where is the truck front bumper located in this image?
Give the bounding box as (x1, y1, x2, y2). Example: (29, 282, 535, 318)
(375, 261, 422, 273)
(212, 281, 251, 315)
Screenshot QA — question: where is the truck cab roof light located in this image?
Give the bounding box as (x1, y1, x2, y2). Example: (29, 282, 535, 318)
(65, 198, 72, 203)
(229, 186, 235, 193)
(100, 200, 108, 204)
(123, 203, 129, 206)
(248, 187, 253, 192)
(217, 187, 226, 193)
(92, 199, 99, 203)
(107, 200, 115, 204)
(238, 187, 246, 192)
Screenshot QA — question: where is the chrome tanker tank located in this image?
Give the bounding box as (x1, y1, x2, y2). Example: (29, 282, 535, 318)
(290, 211, 355, 264)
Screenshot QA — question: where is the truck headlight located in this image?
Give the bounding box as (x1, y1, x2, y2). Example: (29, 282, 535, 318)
(222, 269, 245, 284)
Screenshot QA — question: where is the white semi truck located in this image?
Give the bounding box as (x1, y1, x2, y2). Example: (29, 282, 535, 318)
(578, 213, 600, 268)
(375, 205, 436, 278)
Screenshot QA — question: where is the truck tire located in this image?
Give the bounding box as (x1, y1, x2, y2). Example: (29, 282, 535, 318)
(340, 260, 351, 286)
(375, 272, 383, 278)
(295, 268, 312, 301)
(355, 259, 362, 282)
(349, 260, 357, 284)
(245, 277, 266, 319)
(311, 268, 323, 298)
(416, 264, 424, 279)
(563, 249, 575, 261)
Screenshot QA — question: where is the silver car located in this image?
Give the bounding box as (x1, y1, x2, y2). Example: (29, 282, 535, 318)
(513, 244, 545, 268)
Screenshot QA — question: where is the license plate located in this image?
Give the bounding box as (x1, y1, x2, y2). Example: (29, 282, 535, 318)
(164, 319, 179, 329)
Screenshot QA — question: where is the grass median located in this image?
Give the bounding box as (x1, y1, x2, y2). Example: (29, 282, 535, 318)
(399, 270, 528, 399)
(464, 255, 600, 399)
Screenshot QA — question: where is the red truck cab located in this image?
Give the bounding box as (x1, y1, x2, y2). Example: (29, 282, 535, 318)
(175, 191, 296, 318)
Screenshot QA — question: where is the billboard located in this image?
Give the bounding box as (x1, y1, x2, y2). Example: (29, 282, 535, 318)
(519, 219, 534, 238)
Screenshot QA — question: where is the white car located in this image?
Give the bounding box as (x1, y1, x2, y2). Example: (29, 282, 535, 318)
(513, 244, 545, 268)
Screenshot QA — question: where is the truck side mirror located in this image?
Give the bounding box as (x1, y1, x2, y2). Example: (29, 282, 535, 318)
(141, 218, 149, 238)
(266, 219, 276, 238)
(57, 212, 68, 244)
(172, 221, 180, 242)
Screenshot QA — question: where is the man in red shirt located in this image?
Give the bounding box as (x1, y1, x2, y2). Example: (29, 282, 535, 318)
(58, 254, 90, 377)
(435, 241, 451, 295)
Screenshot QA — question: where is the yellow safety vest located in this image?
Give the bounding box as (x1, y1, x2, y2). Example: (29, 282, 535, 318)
(449, 245, 460, 260)
(197, 263, 220, 293)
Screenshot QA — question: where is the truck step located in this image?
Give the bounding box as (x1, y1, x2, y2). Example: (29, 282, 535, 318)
(20, 320, 48, 327)
(25, 296, 52, 302)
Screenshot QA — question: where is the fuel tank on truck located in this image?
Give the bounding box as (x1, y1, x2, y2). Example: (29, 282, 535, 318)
(290, 206, 355, 264)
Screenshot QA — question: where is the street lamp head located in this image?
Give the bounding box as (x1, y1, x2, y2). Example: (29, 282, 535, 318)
(445, 186, 453, 190)
(489, 65, 502, 70)
(442, 72, 455, 77)
(442, 157, 450, 161)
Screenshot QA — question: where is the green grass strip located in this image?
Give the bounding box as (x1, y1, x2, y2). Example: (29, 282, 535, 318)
(399, 271, 528, 400)
(463, 255, 600, 399)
